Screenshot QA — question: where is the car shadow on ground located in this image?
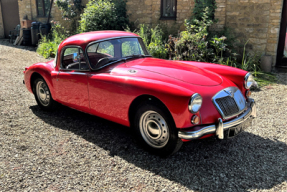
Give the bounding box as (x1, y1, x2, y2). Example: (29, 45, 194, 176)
(30, 105, 287, 192)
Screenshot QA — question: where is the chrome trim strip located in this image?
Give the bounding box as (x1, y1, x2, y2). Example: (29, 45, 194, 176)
(178, 99, 256, 140)
(59, 71, 88, 75)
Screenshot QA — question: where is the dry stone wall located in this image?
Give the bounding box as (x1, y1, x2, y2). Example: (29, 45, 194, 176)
(126, 0, 195, 32)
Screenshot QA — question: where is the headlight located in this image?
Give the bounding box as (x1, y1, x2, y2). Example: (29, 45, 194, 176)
(188, 93, 202, 113)
(244, 73, 256, 89)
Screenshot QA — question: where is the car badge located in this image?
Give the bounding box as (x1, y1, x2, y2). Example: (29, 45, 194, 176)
(128, 69, 137, 74)
(224, 90, 234, 97)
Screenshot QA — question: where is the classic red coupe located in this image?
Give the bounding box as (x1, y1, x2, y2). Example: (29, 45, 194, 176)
(24, 31, 257, 156)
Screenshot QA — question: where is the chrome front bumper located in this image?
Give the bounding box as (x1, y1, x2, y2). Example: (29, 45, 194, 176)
(178, 99, 256, 140)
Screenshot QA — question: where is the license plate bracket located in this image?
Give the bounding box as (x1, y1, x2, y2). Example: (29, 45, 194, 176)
(226, 117, 253, 138)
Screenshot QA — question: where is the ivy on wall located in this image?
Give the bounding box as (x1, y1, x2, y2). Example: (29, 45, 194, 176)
(193, 0, 217, 22)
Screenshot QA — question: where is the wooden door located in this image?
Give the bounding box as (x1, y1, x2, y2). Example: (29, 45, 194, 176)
(1, 0, 20, 38)
(277, 0, 287, 67)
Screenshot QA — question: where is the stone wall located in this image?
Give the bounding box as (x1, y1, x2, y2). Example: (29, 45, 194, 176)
(126, 0, 283, 66)
(217, 0, 283, 66)
(126, 0, 195, 33)
(0, 2, 4, 38)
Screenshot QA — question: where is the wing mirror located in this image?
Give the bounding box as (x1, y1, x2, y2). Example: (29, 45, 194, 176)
(73, 53, 81, 63)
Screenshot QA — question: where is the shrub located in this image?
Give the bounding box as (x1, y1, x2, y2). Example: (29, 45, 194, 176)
(79, 0, 129, 32)
(37, 24, 68, 58)
(132, 25, 168, 59)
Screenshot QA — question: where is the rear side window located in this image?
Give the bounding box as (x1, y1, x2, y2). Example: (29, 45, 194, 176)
(61, 47, 89, 70)
(122, 39, 144, 57)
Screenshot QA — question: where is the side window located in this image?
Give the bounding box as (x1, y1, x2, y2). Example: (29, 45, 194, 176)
(122, 40, 143, 57)
(98, 41, 115, 56)
(61, 47, 88, 70)
(87, 41, 115, 68)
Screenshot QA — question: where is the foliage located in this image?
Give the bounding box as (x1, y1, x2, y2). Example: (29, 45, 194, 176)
(132, 25, 168, 59)
(252, 72, 277, 88)
(55, 0, 84, 19)
(55, 0, 84, 34)
(239, 41, 277, 88)
(209, 27, 238, 52)
(79, 0, 130, 32)
(192, 0, 217, 22)
(166, 7, 237, 66)
(37, 24, 68, 58)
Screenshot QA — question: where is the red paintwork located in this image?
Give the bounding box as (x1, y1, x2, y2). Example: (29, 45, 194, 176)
(24, 31, 249, 141)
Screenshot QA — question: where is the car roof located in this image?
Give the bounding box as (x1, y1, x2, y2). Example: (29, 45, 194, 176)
(59, 30, 139, 49)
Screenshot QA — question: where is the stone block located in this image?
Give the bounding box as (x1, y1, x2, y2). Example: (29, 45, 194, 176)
(255, 28, 268, 33)
(226, 12, 240, 16)
(270, 27, 279, 33)
(266, 43, 277, 52)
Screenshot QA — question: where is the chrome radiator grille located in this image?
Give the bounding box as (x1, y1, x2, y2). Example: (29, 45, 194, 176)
(215, 96, 239, 117)
(213, 87, 246, 119)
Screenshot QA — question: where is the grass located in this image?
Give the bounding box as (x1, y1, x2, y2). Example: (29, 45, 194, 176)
(252, 71, 277, 88)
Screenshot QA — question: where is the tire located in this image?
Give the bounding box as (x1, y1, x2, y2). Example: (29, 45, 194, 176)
(133, 103, 183, 157)
(33, 77, 57, 110)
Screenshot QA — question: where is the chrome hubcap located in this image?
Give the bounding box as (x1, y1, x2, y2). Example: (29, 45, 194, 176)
(36, 80, 50, 106)
(139, 111, 169, 148)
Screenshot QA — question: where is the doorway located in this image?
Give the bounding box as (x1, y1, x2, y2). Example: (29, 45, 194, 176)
(1, 0, 20, 38)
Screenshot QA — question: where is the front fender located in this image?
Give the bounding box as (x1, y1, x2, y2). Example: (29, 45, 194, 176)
(24, 62, 56, 99)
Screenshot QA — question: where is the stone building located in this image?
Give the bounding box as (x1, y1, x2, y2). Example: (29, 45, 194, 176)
(0, 0, 286, 67)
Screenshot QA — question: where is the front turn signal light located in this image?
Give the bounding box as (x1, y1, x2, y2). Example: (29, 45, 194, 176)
(191, 115, 200, 125)
(246, 90, 252, 98)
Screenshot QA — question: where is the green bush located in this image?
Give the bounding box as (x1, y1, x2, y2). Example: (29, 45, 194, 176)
(132, 25, 168, 59)
(37, 24, 68, 59)
(79, 0, 129, 32)
(166, 7, 237, 65)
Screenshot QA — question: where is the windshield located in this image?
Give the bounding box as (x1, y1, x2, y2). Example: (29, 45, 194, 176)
(86, 37, 150, 70)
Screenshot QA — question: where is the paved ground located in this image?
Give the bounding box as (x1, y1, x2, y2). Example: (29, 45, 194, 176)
(1, 39, 287, 191)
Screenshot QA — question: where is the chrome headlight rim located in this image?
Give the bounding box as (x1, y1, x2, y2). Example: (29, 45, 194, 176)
(188, 93, 202, 113)
(244, 72, 255, 89)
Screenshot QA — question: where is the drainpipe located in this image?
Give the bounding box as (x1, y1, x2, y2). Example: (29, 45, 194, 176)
(30, 0, 33, 20)
(47, 0, 54, 24)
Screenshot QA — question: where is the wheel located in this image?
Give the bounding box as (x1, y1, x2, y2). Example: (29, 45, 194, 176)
(33, 77, 57, 110)
(133, 103, 183, 157)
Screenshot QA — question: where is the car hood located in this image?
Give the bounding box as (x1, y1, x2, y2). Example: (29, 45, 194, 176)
(125, 58, 222, 86)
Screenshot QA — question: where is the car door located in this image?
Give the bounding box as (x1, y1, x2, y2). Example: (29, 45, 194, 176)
(55, 46, 90, 112)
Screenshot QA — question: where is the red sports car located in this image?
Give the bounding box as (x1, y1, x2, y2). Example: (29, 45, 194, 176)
(24, 31, 257, 156)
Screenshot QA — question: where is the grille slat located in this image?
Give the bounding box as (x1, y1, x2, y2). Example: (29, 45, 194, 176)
(215, 96, 239, 117)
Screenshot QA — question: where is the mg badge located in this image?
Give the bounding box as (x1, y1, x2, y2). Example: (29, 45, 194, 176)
(224, 89, 234, 97)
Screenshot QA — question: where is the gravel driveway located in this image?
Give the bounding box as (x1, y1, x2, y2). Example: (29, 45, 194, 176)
(1, 39, 287, 191)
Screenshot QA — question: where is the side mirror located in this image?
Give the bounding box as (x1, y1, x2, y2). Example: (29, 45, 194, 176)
(73, 53, 80, 63)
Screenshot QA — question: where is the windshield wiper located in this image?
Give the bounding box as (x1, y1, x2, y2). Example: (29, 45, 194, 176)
(100, 54, 151, 66)
(123, 54, 150, 61)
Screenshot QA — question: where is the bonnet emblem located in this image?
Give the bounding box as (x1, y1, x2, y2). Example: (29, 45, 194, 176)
(224, 90, 234, 97)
